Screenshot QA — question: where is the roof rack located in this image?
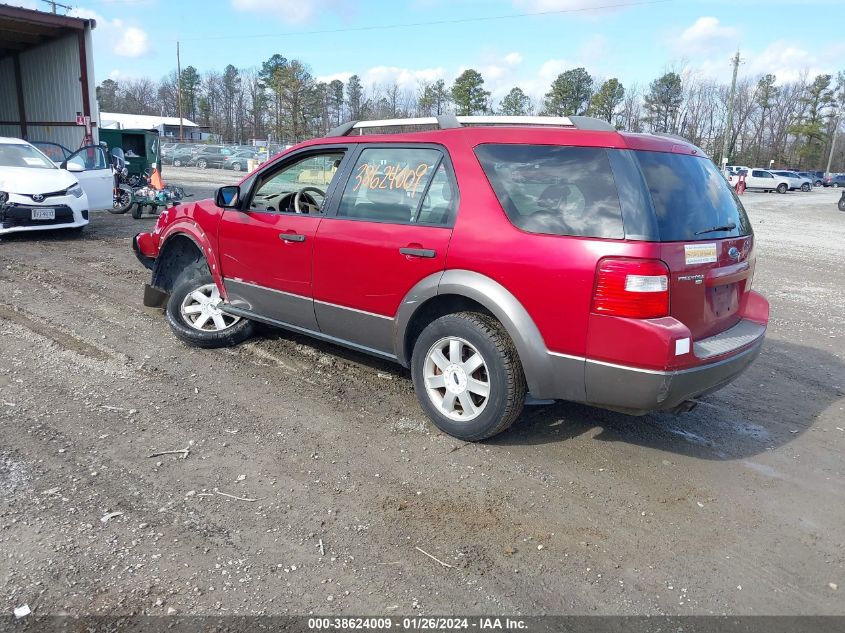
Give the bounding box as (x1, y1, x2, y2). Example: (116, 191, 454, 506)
(326, 115, 616, 137)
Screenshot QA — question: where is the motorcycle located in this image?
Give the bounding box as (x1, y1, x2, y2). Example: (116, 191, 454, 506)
(839, 190, 845, 212)
(108, 148, 134, 215)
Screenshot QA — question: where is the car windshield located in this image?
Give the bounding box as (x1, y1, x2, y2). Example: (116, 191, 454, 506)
(0, 143, 55, 169)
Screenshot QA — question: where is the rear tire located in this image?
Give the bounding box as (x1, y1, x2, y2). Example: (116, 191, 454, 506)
(166, 262, 254, 349)
(801, 183, 810, 192)
(776, 183, 788, 194)
(109, 189, 132, 214)
(197, 159, 207, 169)
(838, 197, 845, 212)
(173, 159, 182, 167)
(411, 312, 526, 441)
(232, 162, 242, 172)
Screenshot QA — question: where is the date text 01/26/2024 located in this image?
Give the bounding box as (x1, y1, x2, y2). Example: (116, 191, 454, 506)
(307, 617, 528, 630)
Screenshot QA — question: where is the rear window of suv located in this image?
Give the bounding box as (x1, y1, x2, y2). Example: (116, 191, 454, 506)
(474, 144, 624, 239)
(634, 150, 751, 242)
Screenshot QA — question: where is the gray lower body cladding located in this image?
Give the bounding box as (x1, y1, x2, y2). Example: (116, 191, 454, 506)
(582, 339, 763, 414)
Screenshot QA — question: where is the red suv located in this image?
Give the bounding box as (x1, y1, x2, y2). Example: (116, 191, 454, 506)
(134, 116, 769, 441)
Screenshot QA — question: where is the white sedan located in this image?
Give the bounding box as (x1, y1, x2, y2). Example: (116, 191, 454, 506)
(0, 137, 112, 237)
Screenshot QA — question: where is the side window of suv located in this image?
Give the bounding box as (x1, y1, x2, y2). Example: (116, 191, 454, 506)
(337, 147, 446, 225)
(249, 151, 345, 214)
(474, 144, 624, 239)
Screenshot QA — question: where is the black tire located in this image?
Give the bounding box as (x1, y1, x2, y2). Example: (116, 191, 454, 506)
(173, 159, 182, 167)
(109, 189, 132, 214)
(131, 203, 143, 219)
(232, 162, 242, 172)
(801, 183, 811, 192)
(197, 159, 207, 169)
(815, 180, 822, 187)
(838, 197, 845, 212)
(166, 262, 254, 349)
(776, 183, 788, 194)
(411, 312, 526, 441)
(835, 183, 841, 188)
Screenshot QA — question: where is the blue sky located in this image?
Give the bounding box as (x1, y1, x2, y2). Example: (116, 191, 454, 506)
(11, 0, 845, 101)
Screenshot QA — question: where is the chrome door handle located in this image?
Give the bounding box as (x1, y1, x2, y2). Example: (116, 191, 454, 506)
(279, 233, 306, 243)
(400, 247, 436, 258)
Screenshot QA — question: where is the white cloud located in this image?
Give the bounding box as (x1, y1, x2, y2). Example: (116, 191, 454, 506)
(672, 16, 740, 56)
(504, 52, 524, 66)
(579, 33, 606, 61)
(5, 0, 38, 9)
(114, 26, 150, 58)
(688, 39, 841, 85)
(514, 0, 639, 14)
(69, 8, 151, 58)
(316, 71, 354, 84)
(742, 41, 823, 84)
(363, 66, 446, 90)
(231, 0, 350, 24)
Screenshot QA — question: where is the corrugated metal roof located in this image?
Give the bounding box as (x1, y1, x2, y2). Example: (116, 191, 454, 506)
(100, 112, 200, 129)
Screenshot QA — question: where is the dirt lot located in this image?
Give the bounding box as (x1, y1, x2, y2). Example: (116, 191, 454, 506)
(0, 184, 843, 617)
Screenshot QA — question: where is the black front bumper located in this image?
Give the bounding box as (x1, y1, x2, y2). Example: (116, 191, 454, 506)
(132, 233, 155, 270)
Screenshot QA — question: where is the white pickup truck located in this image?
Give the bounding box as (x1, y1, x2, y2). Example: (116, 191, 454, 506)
(728, 168, 791, 194)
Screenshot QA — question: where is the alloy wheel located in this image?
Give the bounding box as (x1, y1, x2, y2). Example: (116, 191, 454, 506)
(423, 336, 490, 422)
(179, 283, 240, 332)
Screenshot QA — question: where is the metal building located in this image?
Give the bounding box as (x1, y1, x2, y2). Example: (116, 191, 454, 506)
(0, 5, 98, 149)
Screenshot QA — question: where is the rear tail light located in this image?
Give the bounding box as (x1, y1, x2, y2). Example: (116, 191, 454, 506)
(592, 258, 670, 318)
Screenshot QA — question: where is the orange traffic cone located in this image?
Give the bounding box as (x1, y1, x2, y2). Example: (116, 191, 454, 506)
(149, 165, 165, 191)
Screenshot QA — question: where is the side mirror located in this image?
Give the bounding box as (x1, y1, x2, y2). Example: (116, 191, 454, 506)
(215, 185, 241, 209)
(65, 162, 84, 173)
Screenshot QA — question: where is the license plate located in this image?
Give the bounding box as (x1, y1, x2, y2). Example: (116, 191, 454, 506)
(31, 208, 55, 220)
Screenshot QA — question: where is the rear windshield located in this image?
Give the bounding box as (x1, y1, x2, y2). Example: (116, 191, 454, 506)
(634, 150, 751, 242)
(474, 144, 624, 239)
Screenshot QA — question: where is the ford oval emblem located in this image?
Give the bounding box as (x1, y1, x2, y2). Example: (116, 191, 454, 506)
(728, 247, 740, 260)
(32, 194, 44, 202)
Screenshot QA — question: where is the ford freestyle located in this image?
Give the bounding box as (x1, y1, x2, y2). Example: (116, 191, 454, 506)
(133, 116, 769, 441)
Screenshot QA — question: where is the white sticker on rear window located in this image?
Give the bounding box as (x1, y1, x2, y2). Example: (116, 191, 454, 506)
(684, 243, 717, 265)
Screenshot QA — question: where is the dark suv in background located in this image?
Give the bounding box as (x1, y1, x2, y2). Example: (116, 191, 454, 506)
(187, 146, 233, 169)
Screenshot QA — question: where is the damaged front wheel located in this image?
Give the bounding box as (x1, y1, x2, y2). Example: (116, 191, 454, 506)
(165, 262, 254, 348)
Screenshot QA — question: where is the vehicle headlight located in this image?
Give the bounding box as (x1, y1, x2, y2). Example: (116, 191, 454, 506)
(68, 184, 84, 198)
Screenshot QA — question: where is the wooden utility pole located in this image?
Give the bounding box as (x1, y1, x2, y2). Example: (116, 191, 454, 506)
(825, 115, 840, 176)
(176, 41, 184, 142)
(719, 51, 742, 170)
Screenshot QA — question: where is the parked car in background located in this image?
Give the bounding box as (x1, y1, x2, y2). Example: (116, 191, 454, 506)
(739, 168, 791, 193)
(133, 115, 769, 441)
(771, 170, 811, 192)
(0, 137, 112, 235)
(188, 146, 233, 169)
(725, 165, 750, 177)
(823, 174, 845, 187)
(163, 149, 195, 167)
(797, 171, 823, 187)
(223, 150, 261, 172)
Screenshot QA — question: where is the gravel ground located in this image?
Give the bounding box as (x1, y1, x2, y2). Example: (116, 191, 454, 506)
(0, 184, 843, 617)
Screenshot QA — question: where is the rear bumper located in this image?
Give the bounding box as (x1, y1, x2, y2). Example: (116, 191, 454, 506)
(583, 327, 764, 414)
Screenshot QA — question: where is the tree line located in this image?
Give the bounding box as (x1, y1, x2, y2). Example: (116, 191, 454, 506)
(96, 55, 845, 171)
